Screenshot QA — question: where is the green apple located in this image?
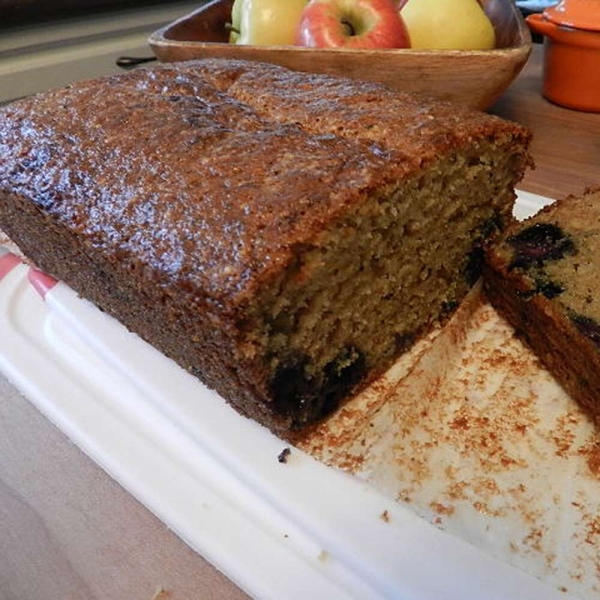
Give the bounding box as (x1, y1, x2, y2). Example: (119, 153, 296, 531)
(400, 0, 495, 50)
(229, 0, 309, 45)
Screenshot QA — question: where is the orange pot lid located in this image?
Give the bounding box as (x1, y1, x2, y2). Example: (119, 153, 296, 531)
(544, 0, 600, 32)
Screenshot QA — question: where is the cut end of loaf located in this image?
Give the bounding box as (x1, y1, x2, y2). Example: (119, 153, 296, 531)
(240, 138, 529, 428)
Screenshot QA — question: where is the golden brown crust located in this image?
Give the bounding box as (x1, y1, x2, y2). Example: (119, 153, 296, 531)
(0, 75, 390, 312)
(0, 59, 531, 307)
(182, 58, 532, 163)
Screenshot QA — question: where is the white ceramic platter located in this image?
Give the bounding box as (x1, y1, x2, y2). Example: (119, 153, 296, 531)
(0, 191, 577, 600)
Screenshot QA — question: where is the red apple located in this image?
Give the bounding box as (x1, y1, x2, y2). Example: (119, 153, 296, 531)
(296, 0, 410, 49)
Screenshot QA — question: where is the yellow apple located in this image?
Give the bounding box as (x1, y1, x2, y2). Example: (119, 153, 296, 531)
(230, 0, 309, 46)
(400, 0, 495, 50)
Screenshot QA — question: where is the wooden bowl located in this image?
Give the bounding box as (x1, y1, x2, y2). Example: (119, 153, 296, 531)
(149, 0, 532, 111)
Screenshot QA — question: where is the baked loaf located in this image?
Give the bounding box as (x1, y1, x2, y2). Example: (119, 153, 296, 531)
(0, 59, 531, 434)
(485, 188, 600, 422)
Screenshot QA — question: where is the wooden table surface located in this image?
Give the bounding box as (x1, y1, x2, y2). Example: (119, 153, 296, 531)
(1, 44, 599, 600)
(491, 45, 600, 199)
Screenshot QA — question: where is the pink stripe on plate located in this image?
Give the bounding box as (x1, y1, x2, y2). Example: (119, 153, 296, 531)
(0, 249, 22, 281)
(27, 267, 58, 299)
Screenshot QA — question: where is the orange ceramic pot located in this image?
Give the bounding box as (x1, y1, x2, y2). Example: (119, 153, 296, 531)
(527, 0, 600, 112)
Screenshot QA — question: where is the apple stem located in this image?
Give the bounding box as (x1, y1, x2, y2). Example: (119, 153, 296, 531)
(224, 22, 240, 34)
(340, 18, 355, 37)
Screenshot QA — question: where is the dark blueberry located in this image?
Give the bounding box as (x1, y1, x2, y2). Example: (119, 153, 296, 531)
(463, 216, 505, 286)
(270, 353, 314, 417)
(508, 223, 576, 269)
(537, 280, 565, 299)
(395, 331, 417, 352)
(321, 346, 366, 415)
(480, 213, 505, 238)
(270, 346, 366, 427)
(570, 314, 600, 349)
(464, 246, 484, 286)
(516, 289, 536, 300)
(515, 276, 564, 299)
(441, 300, 459, 316)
